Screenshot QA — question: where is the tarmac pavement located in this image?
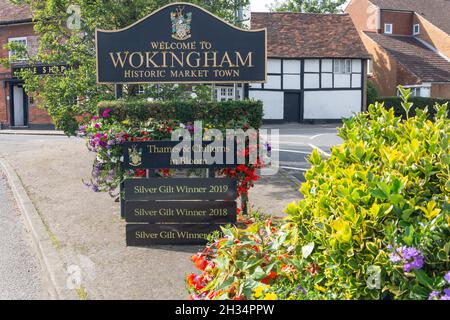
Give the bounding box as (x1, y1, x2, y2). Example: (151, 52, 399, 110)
(0, 174, 45, 299)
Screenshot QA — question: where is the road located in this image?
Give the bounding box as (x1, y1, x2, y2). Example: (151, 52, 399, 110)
(0, 172, 45, 299)
(262, 123, 343, 182)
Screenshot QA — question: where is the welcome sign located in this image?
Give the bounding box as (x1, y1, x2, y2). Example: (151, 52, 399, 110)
(96, 2, 266, 84)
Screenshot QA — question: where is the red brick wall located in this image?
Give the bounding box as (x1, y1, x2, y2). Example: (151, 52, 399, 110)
(431, 83, 450, 98)
(362, 33, 420, 96)
(0, 81, 8, 123)
(0, 22, 53, 127)
(345, 0, 379, 32)
(0, 23, 35, 73)
(414, 14, 450, 58)
(380, 10, 414, 35)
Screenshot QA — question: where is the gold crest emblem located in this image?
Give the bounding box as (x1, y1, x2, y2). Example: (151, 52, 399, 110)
(128, 145, 142, 167)
(171, 6, 192, 41)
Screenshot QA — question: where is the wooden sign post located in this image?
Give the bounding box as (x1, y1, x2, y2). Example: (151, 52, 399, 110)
(95, 2, 267, 246)
(121, 141, 239, 246)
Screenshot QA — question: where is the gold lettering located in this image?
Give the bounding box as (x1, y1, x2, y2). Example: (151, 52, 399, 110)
(109, 52, 129, 68)
(129, 52, 144, 68)
(236, 52, 254, 67)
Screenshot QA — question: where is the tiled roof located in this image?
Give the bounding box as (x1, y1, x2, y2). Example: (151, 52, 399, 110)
(365, 32, 450, 82)
(0, 0, 31, 24)
(369, 0, 450, 35)
(251, 12, 370, 59)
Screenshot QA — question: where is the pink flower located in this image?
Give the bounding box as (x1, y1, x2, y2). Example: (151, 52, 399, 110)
(102, 108, 111, 118)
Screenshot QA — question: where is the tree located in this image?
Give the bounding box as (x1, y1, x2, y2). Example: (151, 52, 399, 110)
(3, 0, 249, 135)
(269, 0, 347, 13)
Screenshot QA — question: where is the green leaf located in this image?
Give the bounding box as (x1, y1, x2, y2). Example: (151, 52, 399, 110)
(252, 266, 266, 281)
(413, 270, 434, 290)
(302, 242, 315, 259)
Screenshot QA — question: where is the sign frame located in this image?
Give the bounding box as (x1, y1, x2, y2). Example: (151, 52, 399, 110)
(95, 2, 267, 85)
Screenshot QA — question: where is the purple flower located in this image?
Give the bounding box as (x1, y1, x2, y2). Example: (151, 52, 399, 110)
(444, 271, 450, 284)
(264, 142, 272, 153)
(388, 246, 424, 272)
(440, 289, 450, 300)
(186, 124, 194, 135)
(296, 286, 307, 295)
(428, 291, 441, 300)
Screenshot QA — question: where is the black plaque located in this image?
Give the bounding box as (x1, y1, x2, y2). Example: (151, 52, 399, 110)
(96, 3, 266, 84)
(125, 200, 237, 223)
(126, 223, 224, 246)
(123, 140, 238, 169)
(12, 63, 70, 76)
(124, 178, 237, 201)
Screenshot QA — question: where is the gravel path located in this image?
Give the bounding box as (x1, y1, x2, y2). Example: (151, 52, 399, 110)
(0, 174, 44, 300)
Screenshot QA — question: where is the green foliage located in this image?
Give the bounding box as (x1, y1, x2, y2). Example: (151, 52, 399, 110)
(367, 81, 378, 106)
(287, 94, 450, 299)
(188, 90, 450, 300)
(269, 0, 346, 13)
(375, 96, 450, 119)
(97, 99, 264, 129)
(3, 0, 250, 135)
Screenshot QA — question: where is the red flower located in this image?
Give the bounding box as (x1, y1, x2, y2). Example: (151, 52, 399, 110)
(134, 169, 146, 177)
(194, 258, 208, 271)
(261, 271, 277, 284)
(186, 273, 196, 286)
(305, 263, 320, 276)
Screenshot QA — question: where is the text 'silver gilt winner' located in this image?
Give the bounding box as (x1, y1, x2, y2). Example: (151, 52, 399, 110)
(96, 3, 266, 83)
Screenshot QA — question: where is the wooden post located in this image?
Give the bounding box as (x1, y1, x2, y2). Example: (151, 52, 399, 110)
(116, 84, 125, 218)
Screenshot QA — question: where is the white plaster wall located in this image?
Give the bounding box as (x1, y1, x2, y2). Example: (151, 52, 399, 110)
(304, 90, 361, 119)
(268, 59, 281, 74)
(250, 82, 262, 89)
(334, 74, 351, 88)
(304, 73, 320, 88)
(352, 74, 362, 88)
(304, 59, 320, 72)
(283, 60, 301, 74)
(249, 90, 284, 119)
(352, 59, 362, 73)
(265, 75, 282, 89)
(283, 74, 301, 90)
(322, 59, 333, 72)
(321, 73, 333, 88)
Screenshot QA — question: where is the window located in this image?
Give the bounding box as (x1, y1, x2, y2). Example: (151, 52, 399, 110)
(413, 24, 420, 35)
(384, 23, 393, 34)
(8, 37, 28, 61)
(333, 59, 352, 74)
(216, 87, 241, 101)
(137, 85, 146, 95)
(367, 59, 373, 75)
(397, 85, 431, 98)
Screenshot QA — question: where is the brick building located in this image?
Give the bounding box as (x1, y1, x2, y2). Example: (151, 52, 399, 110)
(0, 0, 53, 129)
(346, 0, 450, 98)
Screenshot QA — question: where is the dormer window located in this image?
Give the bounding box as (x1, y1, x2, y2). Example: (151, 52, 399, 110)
(384, 23, 393, 34)
(413, 24, 420, 35)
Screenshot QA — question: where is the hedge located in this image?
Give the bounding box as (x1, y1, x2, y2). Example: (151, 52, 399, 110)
(97, 99, 264, 129)
(375, 97, 450, 118)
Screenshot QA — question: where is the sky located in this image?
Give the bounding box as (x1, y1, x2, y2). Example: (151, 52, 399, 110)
(250, 0, 272, 12)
